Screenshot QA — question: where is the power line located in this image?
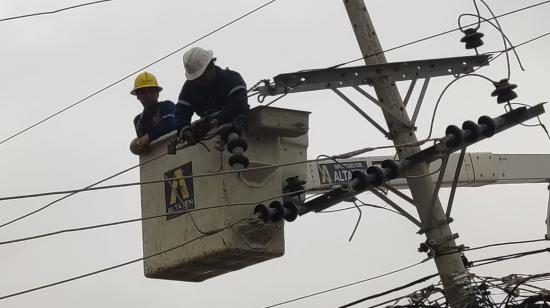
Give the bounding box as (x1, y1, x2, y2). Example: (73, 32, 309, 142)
(265, 259, 430, 308)
(0, 217, 252, 301)
(0, 0, 279, 147)
(329, 0, 550, 68)
(0, 0, 114, 23)
(339, 273, 439, 308)
(0, 139, 434, 203)
(0, 152, 167, 229)
(426, 29, 550, 140)
(470, 247, 550, 268)
(0, 189, 316, 246)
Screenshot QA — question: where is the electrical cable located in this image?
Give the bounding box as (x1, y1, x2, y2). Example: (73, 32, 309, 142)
(265, 259, 432, 307)
(0, 188, 317, 246)
(0, 217, 253, 301)
(504, 102, 550, 142)
(329, 0, 550, 69)
(426, 73, 495, 140)
(0, 0, 114, 23)
(318, 201, 402, 217)
(470, 247, 550, 268)
(0, 0, 279, 147)
(460, 13, 525, 72)
(0, 152, 168, 229)
(339, 273, 439, 308)
(0, 140, 433, 203)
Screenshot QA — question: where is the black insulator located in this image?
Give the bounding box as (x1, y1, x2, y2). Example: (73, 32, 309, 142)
(268, 201, 285, 222)
(491, 79, 518, 104)
(381, 160, 400, 180)
(254, 204, 272, 222)
(282, 202, 299, 222)
(283, 176, 306, 194)
(462, 120, 481, 143)
(351, 170, 369, 191)
(229, 154, 249, 169)
(366, 166, 385, 187)
(460, 28, 485, 50)
(219, 125, 242, 143)
(445, 125, 464, 148)
(478, 115, 497, 137)
(227, 138, 248, 154)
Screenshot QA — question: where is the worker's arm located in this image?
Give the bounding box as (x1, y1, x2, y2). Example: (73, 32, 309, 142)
(176, 85, 195, 133)
(216, 71, 249, 124)
(147, 101, 176, 140)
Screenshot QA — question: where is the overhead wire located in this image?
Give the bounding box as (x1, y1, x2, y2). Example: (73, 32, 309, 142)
(0, 152, 168, 229)
(339, 273, 440, 308)
(0, 0, 114, 23)
(265, 259, 432, 308)
(3, 0, 548, 148)
(504, 102, 550, 142)
(328, 0, 550, 69)
(0, 188, 319, 246)
(0, 0, 279, 147)
(0, 140, 436, 203)
(0, 217, 255, 301)
(470, 247, 550, 268)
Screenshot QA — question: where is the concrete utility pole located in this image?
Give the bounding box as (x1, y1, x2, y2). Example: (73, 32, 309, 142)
(343, 1, 474, 306)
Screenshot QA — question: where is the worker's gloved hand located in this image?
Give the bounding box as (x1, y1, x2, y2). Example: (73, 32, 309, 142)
(191, 115, 218, 139)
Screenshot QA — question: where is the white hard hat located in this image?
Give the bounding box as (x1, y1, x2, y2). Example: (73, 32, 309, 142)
(183, 47, 214, 80)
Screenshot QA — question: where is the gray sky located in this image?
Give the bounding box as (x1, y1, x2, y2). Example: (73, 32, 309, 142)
(0, 0, 549, 307)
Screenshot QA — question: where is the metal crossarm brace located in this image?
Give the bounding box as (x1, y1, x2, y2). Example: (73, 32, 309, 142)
(411, 77, 430, 127)
(547, 184, 550, 240)
(382, 183, 417, 207)
(370, 189, 422, 228)
(403, 78, 417, 107)
(257, 55, 490, 97)
(332, 88, 390, 138)
(351, 85, 411, 127)
(446, 148, 467, 220)
(428, 156, 449, 220)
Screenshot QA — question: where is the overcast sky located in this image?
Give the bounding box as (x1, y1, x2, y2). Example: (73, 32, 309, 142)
(0, 0, 549, 307)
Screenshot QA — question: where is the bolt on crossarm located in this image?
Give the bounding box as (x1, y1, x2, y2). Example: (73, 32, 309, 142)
(343, 1, 475, 306)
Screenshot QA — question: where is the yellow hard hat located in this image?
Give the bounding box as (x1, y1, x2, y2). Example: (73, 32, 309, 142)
(131, 72, 163, 95)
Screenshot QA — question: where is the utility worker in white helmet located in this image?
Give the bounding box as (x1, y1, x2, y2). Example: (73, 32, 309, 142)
(130, 72, 176, 154)
(175, 47, 249, 135)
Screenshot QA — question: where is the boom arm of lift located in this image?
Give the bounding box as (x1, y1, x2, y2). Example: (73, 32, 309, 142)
(304, 152, 550, 238)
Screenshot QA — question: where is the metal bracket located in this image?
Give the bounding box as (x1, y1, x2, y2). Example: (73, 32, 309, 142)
(257, 55, 491, 96)
(411, 77, 430, 127)
(446, 148, 467, 220)
(331, 88, 391, 138)
(427, 233, 460, 248)
(351, 85, 411, 128)
(428, 157, 450, 220)
(418, 217, 454, 235)
(382, 183, 417, 207)
(547, 184, 550, 240)
(403, 78, 417, 107)
(370, 188, 422, 228)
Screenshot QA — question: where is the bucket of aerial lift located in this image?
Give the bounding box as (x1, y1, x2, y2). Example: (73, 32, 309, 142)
(138, 106, 310, 282)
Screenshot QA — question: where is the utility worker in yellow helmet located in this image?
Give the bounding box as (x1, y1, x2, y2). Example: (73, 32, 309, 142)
(130, 72, 176, 154)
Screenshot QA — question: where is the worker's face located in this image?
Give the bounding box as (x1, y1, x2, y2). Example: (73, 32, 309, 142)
(136, 87, 160, 108)
(196, 63, 216, 87)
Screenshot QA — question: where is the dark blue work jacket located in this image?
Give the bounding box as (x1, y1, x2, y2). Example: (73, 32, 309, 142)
(133, 100, 176, 140)
(175, 66, 249, 132)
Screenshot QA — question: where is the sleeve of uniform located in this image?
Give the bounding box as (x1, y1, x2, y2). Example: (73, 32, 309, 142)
(147, 101, 176, 140)
(176, 86, 195, 133)
(133, 114, 143, 137)
(217, 70, 249, 124)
